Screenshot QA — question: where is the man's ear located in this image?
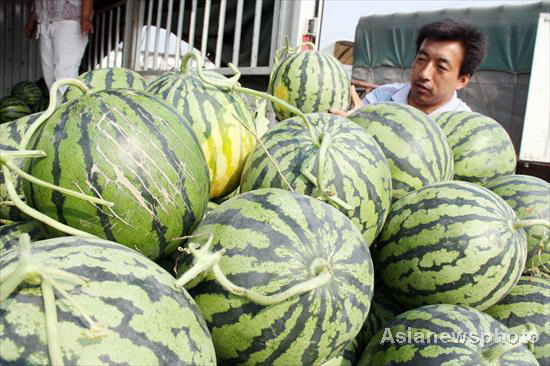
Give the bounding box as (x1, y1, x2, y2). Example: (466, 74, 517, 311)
(455, 74, 471, 91)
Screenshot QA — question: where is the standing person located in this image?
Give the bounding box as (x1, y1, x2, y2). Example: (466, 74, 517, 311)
(331, 18, 487, 116)
(24, 0, 93, 100)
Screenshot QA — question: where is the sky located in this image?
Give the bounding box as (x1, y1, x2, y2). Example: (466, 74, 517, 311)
(319, 0, 541, 49)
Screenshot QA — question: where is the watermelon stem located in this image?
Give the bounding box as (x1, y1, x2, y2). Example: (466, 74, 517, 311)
(19, 79, 89, 151)
(41, 280, 64, 366)
(182, 50, 321, 146)
(513, 219, 550, 230)
(0, 165, 99, 238)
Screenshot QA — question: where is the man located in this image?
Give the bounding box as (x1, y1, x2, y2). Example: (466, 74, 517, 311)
(25, 0, 93, 99)
(331, 19, 487, 116)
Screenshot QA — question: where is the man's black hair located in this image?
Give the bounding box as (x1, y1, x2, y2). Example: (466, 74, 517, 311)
(415, 19, 487, 77)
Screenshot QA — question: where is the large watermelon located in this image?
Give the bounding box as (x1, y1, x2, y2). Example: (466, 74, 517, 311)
(240, 112, 392, 245)
(268, 47, 350, 121)
(485, 276, 550, 365)
(0, 219, 47, 252)
(0, 235, 216, 365)
(358, 304, 539, 365)
(0, 96, 32, 123)
(177, 188, 374, 365)
(358, 290, 404, 350)
(62, 67, 148, 102)
(374, 181, 527, 310)
(10, 81, 43, 106)
(0, 112, 43, 221)
(348, 102, 453, 201)
(484, 174, 550, 275)
(146, 66, 256, 199)
(434, 111, 516, 184)
(21, 89, 209, 260)
(322, 340, 359, 366)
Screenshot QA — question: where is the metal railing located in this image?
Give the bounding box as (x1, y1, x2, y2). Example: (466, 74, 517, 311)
(85, 0, 283, 77)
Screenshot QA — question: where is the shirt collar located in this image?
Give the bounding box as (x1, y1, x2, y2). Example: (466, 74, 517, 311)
(393, 83, 461, 116)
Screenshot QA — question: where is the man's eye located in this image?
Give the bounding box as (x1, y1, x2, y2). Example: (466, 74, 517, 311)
(438, 65, 448, 71)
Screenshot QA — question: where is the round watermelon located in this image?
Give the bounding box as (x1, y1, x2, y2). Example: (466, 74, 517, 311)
(0, 219, 47, 252)
(240, 112, 392, 246)
(0, 96, 32, 123)
(10, 81, 43, 106)
(374, 181, 527, 310)
(484, 174, 549, 275)
(178, 188, 374, 365)
(146, 67, 256, 199)
(22, 89, 209, 260)
(348, 102, 453, 201)
(268, 48, 350, 121)
(358, 304, 539, 365)
(485, 276, 550, 365)
(0, 235, 216, 365)
(62, 68, 148, 102)
(322, 339, 359, 366)
(434, 111, 516, 184)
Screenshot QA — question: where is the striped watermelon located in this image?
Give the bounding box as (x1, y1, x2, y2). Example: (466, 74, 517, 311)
(146, 68, 256, 199)
(268, 48, 350, 121)
(0, 112, 43, 221)
(485, 276, 550, 365)
(178, 188, 374, 365)
(0, 219, 47, 252)
(33, 97, 49, 113)
(322, 340, 359, 366)
(484, 174, 550, 275)
(240, 113, 392, 245)
(0, 236, 216, 365)
(10, 81, 43, 106)
(62, 67, 148, 102)
(0, 96, 32, 123)
(374, 181, 527, 310)
(358, 290, 404, 350)
(434, 111, 516, 184)
(358, 304, 539, 365)
(348, 102, 453, 201)
(22, 89, 209, 260)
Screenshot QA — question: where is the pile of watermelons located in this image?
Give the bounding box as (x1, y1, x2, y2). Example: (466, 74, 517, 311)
(0, 80, 50, 123)
(0, 42, 548, 366)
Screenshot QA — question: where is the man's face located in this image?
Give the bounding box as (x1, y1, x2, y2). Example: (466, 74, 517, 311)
(409, 39, 470, 113)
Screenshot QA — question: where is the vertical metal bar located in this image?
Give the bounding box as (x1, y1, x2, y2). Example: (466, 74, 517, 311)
(214, 0, 226, 67)
(132, 0, 146, 70)
(6, 0, 14, 89)
(174, 0, 185, 67)
(143, 0, 154, 70)
(269, 0, 281, 68)
(162, 0, 174, 69)
(152, 0, 163, 70)
(200, 0, 211, 61)
(115, 5, 121, 67)
(250, 0, 262, 67)
(232, 0, 244, 66)
(100, 13, 106, 68)
(188, 0, 197, 52)
(122, 0, 134, 68)
(108, 10, 113, 67)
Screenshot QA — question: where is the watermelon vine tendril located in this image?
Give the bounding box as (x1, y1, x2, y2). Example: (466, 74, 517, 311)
(0, 235, 108, 366)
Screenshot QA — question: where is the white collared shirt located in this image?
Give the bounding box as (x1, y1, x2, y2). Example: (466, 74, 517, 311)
(363, 82, 471, 116)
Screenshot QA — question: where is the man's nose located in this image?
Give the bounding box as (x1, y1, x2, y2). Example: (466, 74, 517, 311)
(418, 62, 434, 81)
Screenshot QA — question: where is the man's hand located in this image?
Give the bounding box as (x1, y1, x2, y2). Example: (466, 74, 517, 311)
(25, 16, 37, 39)
(81, 17, 93, 34)
(329, 85, 366, 117)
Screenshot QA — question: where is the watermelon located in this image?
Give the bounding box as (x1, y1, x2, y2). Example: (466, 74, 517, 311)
(358, 304, 539, 365)
(484, 174, 550, 275)
(0, 96, 32, 123)
(240, 112, 392, 245)
(485, 276, 550, 365)
(434, 111, 516, 184)
(268, 46, 350, 121)
(10, 81, 43, 106)
(0, 112, 43, 221)
(177, 188, 374, 365)
(322, 340, 359, 366)
(348, 102, 453, 201)
(358, 290, 404, 350)
(146, 66, 256, 199)
(0, 235, 216, 365)
(0, 219, 47, 252)
(21, 88, 209, 260)
(33, 97, 49, 113)
(374, 181, 527, 310)
(61, 67, 148, 103)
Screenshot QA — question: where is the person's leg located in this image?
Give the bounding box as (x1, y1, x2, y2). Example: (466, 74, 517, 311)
(38, 22, 55, 89)
(52, 20, 89, 99)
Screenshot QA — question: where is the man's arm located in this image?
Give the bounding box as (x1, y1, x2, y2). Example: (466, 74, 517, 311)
(80, 0, 93, 34)
(24, 1, 37, 39)
(329, 85, 366, 117)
